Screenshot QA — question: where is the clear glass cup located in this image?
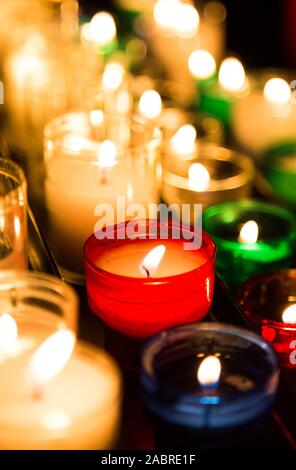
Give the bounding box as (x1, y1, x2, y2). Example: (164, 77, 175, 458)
(44, 111, 162, 284)
(0, 270, 78, 358)
(0, 158, 27, 270)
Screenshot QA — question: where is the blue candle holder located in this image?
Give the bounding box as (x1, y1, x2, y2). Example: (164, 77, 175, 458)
(141, 323, 279, 449)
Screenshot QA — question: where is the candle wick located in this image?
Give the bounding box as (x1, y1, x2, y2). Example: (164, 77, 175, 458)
(141, 266, 150, 278)
(100, 168, 107, 185)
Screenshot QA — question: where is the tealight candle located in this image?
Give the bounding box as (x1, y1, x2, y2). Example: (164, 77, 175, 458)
(232, 74, 296, 154)
(0, 271, 77, 358)
(262, 145, 296, 209)
(141, 323, 279, 449)
(44, 112, 161, 284)
(0, 330, 121, 449)
(203, 200, 296, 289)
(84, 219, 216, 339)
(195, 57, 249, 126)
(238, 270, 296, 368)
(162, 143, 254, 222)
(80, 11, 118, 57)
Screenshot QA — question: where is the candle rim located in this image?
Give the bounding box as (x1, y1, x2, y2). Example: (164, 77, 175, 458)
(141, 322, 279, 403)
(84, 219, 216, 283)
(238, 269, 296, 331)
(44, 111, 161, 162)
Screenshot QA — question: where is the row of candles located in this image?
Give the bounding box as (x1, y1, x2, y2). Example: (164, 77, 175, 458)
(0, 0, 295, 450)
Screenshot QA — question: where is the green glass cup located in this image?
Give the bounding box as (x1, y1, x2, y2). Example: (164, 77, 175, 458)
(203, 200, 296, 290)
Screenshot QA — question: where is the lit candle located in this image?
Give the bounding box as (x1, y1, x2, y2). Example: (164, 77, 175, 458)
(188, 49, 217, 81)
(138, 89, 163, 121)
(233, 74, 296, 154)
(141, 323, 279, 449)
(162, 143, 254, 222)
(196, 56, 248, 127)
(238, 270, 296, 368)
(203, 200, 296, 290)
(0, 271, 77, 359)
(45, 112, 161, 283)
(0, 330, 121, 449)
(80, 11, 117, 56)
(84, 219, 216, 339)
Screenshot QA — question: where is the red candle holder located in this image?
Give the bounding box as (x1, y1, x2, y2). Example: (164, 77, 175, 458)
(238, 270, 296, 368)
(84, 220, 216, 339)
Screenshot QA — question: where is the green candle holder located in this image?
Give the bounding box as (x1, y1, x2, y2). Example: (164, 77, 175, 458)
(203, 200, 296, 290)
(197, 76, 234, 128)
(263, 144, 296, 209)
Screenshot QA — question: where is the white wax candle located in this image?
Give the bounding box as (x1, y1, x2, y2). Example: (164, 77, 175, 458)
(233, 84, 296, 153)
(45, 145, 159, 277)
(96, 239, 206, 278)
(0, 343, 121, 450)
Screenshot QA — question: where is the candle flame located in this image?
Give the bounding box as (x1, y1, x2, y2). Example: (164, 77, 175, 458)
(0, 313, 18, 355)
(153, 0, 181, 33)
(84, 12, 116, 46)
(238, 220, 259, 244)
(102, 62, 125, 92)
(264, 78, 291, 106)
(188, 163, 210, 191)
(29, 330, 75, 391)
(197, 356, 221, 387)
(282, 305, 296, 324)
(171, 124, 197, 155)
(139, 90, 162, 120)
(98, 140, 117, 168)
(188, 49, 216, 80)
(219, 57, 246, 93)
(175, 4, 200, 38)
(90, 110, 104, 127)
(140, 245, 166, 277)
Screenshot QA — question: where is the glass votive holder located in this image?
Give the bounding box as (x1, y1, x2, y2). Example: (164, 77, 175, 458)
(232, 70, 296, 155)
(0, 158, 27, 270)
(238, 270, 296, 368)
(4, 25, 101, 205)
(141, 323, 279, 449)
(162, 144, 254, 223)
(0, 281, 121, 449)
(0, 270, 77, 358)
(262, 145, 296, 209)
(45, 112, 162, 285)
(203, 200, 296, 290)
(84, 219, 216, 339)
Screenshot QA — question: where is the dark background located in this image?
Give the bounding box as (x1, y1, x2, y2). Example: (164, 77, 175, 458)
(79, 0, 296, 69)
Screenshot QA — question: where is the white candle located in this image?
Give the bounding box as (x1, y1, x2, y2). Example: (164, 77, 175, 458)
(233, 76, 296, 153)
(45, 112, 161, 281)
(0, 332, 121, 450)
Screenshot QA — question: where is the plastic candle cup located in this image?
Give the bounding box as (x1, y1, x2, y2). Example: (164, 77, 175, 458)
(232, 74, 296, 154)
(44, 112, 161, 284)
(162, 143, 254, 223)
(196, 57, 249, 127)
(141, 323, 279, 449)
(0, 331, 121, 449)
(84, 219, 216, 339)
(238, 270, 296, 368)
(0, 159, 27, 270)
(203, 200, 296, 290)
